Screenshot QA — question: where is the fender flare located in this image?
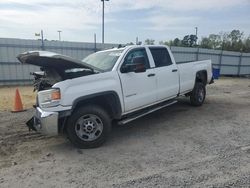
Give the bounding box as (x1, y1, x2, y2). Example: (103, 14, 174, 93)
(71, 91, 122, 119)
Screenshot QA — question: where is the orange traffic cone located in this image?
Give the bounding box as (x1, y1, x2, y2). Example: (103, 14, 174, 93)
(11, 88, 25, 113)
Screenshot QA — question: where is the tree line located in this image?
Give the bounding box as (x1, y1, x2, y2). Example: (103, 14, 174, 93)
(144, 30, 250, 53)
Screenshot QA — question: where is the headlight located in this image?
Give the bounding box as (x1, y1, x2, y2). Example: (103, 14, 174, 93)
(38, 88, 61, 108)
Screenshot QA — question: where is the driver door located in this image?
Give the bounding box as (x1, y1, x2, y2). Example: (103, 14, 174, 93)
(118, 48, 157, 112)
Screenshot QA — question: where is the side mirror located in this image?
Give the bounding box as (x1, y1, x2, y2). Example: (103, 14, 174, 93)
(121, 57, 147, 73)
(120, 64, 134, 73)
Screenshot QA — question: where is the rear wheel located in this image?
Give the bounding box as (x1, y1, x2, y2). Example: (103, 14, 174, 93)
(190, 82, 206, 106)
(66, 105, 111, 148)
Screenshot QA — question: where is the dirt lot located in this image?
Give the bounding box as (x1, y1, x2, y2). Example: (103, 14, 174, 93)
(0, 86, 36, 111)
(0, 78, 250, 188)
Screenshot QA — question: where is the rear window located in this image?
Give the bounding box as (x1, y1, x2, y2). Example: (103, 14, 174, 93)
(149, 47, 172, 67)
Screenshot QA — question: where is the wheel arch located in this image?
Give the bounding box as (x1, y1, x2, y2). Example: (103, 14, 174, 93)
(71, 91, 122, 120)
(195, 70, 207, 85)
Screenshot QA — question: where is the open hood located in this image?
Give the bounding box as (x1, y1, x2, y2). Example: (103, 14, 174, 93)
(17, 51, 102, 72)
(17, 51, 103, 91)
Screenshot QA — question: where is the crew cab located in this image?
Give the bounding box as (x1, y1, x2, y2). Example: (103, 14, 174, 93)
(18, 45, 213, 148)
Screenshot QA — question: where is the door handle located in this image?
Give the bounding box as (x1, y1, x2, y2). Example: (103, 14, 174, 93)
(147, 73, 155, 77)
(172, 69, 178, 72)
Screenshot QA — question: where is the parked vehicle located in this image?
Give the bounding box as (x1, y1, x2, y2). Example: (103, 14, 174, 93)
(18, 45, 214, 148)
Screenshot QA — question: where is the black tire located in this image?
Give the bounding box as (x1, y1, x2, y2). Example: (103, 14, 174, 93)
(190, 82, 206, 106)
(66, 105, 111, 149)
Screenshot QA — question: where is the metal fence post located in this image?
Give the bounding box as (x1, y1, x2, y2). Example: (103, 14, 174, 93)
(237, 52, 243, 76)
(219, 49, 223, 70)
(94, 33, 97, 52)
(196, 47, 199, 61)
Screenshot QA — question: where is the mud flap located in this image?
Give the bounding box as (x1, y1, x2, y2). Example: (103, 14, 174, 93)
(26, 117, 37, 132)
(209, 77, 214, 84)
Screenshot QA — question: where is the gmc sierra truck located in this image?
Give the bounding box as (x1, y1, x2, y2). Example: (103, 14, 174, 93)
(18, 45, 213, 148)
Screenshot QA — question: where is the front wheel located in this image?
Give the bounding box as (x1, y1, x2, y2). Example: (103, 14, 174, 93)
(190, 82, 206, 106)
(66, 105, 111, 148)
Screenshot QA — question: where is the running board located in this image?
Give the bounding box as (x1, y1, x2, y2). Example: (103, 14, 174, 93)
(118, 100, 177, 125)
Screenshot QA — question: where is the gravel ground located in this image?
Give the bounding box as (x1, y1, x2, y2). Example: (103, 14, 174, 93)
(0, 86, 36, 111)
(0, 77, 250, 188)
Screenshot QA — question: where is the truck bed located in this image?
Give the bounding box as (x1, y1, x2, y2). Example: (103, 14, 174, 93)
(177, 60, 212, 95)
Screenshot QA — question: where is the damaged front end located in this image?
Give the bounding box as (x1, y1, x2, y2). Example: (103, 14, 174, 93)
(26, 117, 37, 131)
(26, 107, 59, 136)
(17, 51, 101, 134)
(30, 68, 64, 92)
(17, 51, 101, 92)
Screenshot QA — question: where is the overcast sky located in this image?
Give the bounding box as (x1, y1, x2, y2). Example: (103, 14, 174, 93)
(0, 0, 250, 44)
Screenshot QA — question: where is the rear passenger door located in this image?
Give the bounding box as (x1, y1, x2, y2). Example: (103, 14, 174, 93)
(149, 47, 179, 101)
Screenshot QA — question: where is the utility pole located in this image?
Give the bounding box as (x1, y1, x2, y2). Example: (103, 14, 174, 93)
(101, 0, 109, 44)
(136, 37, 138, 45)
(57, 30, 62, 41)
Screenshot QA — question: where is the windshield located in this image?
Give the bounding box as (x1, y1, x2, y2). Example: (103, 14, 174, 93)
(82, 50, 123, 71)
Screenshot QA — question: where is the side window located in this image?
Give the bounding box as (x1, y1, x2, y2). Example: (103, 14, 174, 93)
(123, 48, 150, 69)
(149, 48, 173, 67)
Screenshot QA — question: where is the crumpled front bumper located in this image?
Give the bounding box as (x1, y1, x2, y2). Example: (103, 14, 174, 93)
(26, 107, 59, 136)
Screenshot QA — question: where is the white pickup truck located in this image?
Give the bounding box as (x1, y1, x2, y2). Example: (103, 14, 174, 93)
(18, 45, 213, 148)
